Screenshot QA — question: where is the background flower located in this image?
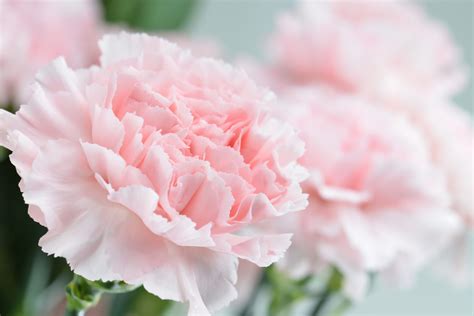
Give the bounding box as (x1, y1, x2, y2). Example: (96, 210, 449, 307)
(407, 102, 473, 286)
(273, 87, 462, 300)
(0, 0, 101, 106)
(263, 0, 473, 297)
(269, 0, 466, 101)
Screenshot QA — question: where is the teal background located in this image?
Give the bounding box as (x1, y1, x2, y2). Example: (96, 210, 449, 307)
(186, 1, 473, 315)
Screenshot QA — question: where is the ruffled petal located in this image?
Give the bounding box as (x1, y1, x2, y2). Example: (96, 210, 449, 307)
(214, 233, 292, 267)
(91, 105, 124, 152)
(15, 58, 91, 144)
(81, 142, 151, 189)
(139, 246, 238, 316)
(108, 185, 214, 247)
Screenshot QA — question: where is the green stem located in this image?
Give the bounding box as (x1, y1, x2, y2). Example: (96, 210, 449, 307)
(311, 268, 343, 316)
(266, 265, 313, 316)
(310, 287, 331, 316)
(64, 309, 85, 316)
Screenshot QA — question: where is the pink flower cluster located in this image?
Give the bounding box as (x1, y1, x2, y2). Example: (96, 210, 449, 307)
(0, 0, 471, 314)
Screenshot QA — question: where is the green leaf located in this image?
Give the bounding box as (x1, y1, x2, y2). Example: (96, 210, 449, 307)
(0, 158, 49, 315)
(65, 275, 102, 312)
(266, 265, 312, 316)
(101, 0, 198, 31)
(327, 268, 343, 292)
(90, 280, 138, 293)
(65, 274, 139, 315)
(129, 287, 173, 315)
(0, 146, 7, 162)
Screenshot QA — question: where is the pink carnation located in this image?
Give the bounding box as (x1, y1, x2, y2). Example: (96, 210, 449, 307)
(274, 88, 461, 300)
(0, 33, 308, 315)
(0, 0, 101, 105)
(408, 102, 473, 285)
(410, 103, 473, 226)
(270, 0, 466, 100)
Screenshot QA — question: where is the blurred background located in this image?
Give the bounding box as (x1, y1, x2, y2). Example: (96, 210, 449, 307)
(0, 1, 472, 315)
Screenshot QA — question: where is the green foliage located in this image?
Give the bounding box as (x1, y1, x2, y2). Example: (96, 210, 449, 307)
(66, 275, 103, 313)
(0, 147, 7, 161)
(100, 0, 197, 31)
(0, 104, 14, 162)
(310, 268, 350, 316)
(326, 268, 343, 292)
(266, 265, 312, 316)
(129, 287, 173, 315)
(0, 158, 47, 314)
(66, 275, 139, 315)
(264, 266, 350, 316)
(90, 279, 138, 293)
(108, 287, 173, 316)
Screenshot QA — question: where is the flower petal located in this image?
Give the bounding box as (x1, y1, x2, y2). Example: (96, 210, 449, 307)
(139, 246, 238, 316)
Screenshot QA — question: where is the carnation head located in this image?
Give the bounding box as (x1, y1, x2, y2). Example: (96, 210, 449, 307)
(274, 87, 462, 300)
(269, 0, 466, 99)
(0, 32, 308, 315)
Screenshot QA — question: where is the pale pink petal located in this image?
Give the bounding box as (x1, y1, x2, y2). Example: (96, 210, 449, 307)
(81, 142, 151, 189)
(91, 105, 124, 152)
(108, 185, 214, 247)
(214, 233, 292, 267)
(139, 248, 238, 316)
(179, 172, 235, 229)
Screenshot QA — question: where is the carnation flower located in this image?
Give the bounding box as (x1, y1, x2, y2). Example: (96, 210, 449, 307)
(0, 0, 101, 105)
(0, 33, 308, 315)
(261, 0, 472, 293)
(269, 0, 466, 100)
(411, 103, 473, 227)
(408, 102, 473, 286)
(273, 87, 461, 300)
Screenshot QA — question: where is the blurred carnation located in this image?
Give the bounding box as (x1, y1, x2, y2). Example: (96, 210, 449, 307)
(0, 33, 308, 315)
(407, 102, 473, 286)
(409, 103, 473, 227)
(258, 0, 473, 292)
(0, 0, 101, 105)
(269, 0, 466, 101)
(273, 87, 462, 300)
